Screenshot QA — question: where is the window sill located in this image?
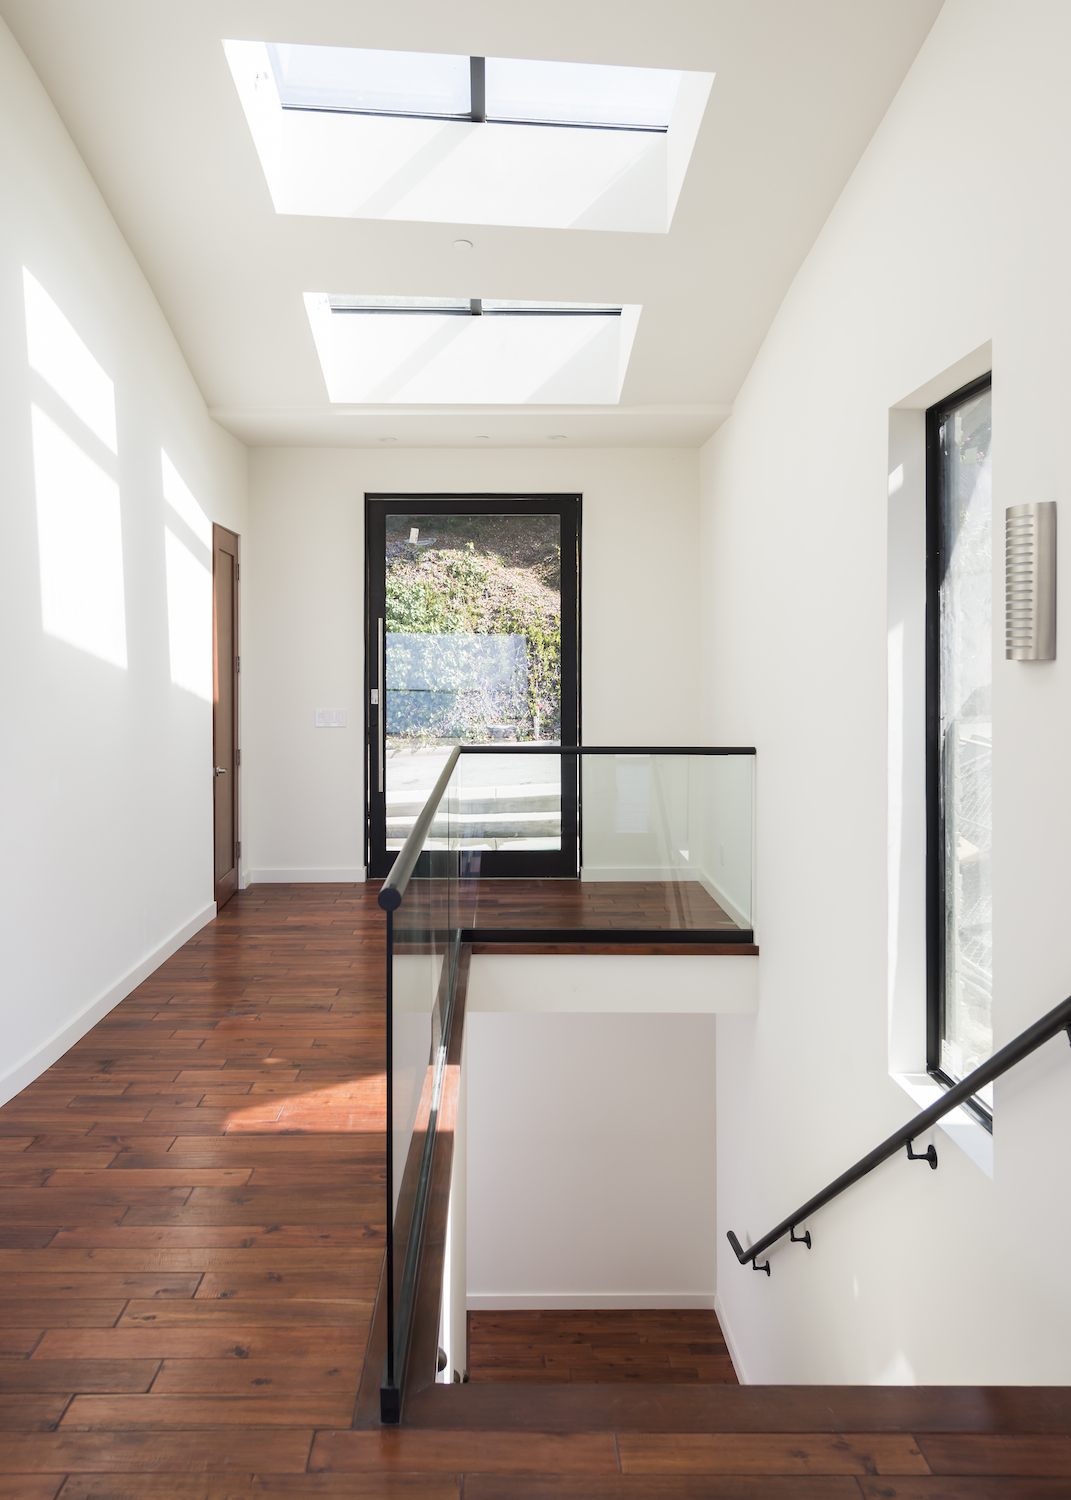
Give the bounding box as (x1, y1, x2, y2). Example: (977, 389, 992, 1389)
(891, 1072, 994, 1178)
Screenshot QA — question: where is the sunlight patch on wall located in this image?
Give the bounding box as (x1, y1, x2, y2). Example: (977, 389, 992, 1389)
(23, 269, 117, 452)
(162, 451, 212, 701)
(31, 406, 127, 668)
(224, 40, 712, 233)
(305, 295, 641, 404)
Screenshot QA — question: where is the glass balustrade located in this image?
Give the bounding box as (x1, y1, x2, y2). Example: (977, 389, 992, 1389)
(377, 743, 753, 1419)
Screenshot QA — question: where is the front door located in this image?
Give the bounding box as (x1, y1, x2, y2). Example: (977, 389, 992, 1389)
(213, 525, 240, 908)
(365, 495, 579, 879)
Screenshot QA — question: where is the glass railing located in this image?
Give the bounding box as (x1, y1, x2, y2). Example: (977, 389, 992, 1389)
(377, 744, 754, 1421)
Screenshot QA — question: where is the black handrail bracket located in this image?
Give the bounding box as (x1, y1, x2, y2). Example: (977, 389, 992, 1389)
(728, 993, 1071, 1272)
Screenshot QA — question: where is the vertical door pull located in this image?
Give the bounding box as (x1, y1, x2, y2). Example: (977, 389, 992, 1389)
(378, 617, 385, 793)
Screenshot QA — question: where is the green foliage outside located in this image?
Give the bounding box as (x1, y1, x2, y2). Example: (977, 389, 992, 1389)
(385, 522, 562, 743)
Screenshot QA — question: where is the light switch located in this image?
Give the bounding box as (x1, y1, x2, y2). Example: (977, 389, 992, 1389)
(315, 709, 347, 727)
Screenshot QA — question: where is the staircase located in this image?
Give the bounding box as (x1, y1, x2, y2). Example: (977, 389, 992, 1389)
(386, 779, 562, 848)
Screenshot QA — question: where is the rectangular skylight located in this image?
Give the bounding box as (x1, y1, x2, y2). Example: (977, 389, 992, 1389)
(484, 57, 679, 130)
(266, 43, 679, 131)
(267, 44, 471, 118)
(226, 40, 713, 233)
(306, 293, 641, 404)
(328, 296, 622, 316)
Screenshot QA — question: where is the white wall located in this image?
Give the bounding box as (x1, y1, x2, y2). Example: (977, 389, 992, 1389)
(243, 447, 700, 880)
(0, 19, 247, 1101)
(466, 1012, 717, 1309)
(702, 0, 1071, 1383)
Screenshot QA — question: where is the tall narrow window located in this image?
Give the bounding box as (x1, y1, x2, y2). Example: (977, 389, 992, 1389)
(927, 374, 993, 1121)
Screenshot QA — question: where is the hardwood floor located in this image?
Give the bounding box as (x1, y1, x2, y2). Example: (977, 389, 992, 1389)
(0, 882, 1067, 1496)
(467, 1309, 739, 1384)
(468, 878, 741, 932)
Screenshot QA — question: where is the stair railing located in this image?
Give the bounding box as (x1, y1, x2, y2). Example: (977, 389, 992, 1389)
(728, 993, 1071, 1274)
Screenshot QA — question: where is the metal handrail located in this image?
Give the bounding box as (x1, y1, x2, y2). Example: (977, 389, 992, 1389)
(378, 746, 461, 912)
(728, 993, 1071, 1274)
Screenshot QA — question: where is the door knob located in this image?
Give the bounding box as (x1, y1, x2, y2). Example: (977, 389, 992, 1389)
(214, 766, 228, 777)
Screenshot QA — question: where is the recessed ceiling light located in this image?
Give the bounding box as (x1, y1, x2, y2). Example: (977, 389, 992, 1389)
(378, 435, 397, 443)
(548, 434, 567, 441)
(453, 238, 473, 252)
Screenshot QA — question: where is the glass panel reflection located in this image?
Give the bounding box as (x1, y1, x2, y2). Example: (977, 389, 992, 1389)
(938, 384, 993, 1091)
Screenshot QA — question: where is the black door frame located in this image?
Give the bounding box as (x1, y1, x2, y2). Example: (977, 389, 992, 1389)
(365, 493, 581, 880)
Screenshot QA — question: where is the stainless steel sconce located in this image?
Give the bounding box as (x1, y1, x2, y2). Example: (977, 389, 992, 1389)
(1006, 502, 1056, 660)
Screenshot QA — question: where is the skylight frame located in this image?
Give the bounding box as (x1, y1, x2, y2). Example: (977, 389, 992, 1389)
(305, 291, 643, 405)
(268, 46, 676, 133)
(328, 296, 624, 318)
(225, 39, 714, 234)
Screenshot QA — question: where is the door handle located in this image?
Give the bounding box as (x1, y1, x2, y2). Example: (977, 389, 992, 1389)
(378, 616, 385, 794)
(214, 766, 228, 777)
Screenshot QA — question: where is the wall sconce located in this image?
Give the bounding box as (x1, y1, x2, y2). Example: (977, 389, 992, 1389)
(1006, 502, 1056, 660)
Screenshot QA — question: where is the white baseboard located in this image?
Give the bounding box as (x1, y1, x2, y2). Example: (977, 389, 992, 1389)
(245, 868, 366, 885)
(467, 1292, 716, 1311)
(697, 867, 752, 931)
(0, 902, 217, 1108)
(714, 1290, 749, 1384)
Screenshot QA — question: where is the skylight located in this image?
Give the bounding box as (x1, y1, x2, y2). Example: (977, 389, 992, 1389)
(225, 41, 713, 232)
(267, 44, 471, 118)
(305, 293, 641, 404)
(266, 45, 679, 131)
(328, 296, 622, 316)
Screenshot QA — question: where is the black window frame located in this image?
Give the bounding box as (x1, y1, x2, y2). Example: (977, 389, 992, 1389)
(364, 492, 581, 881)
(924, 370, 993, 1132)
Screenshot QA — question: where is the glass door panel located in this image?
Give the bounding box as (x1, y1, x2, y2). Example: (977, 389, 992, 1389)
(366, 496, 579, 878)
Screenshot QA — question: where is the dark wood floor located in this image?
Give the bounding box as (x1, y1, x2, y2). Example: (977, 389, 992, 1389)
(468, 1309, 738, 1384)
(469, 878, 740, 931)
(0, 882, 1067, 1496)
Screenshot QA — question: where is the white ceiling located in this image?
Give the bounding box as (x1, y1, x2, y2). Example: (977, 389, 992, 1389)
(0, 0, 942, 449)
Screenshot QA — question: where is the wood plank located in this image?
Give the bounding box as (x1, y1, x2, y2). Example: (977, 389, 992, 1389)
(59, 1476, 459, 1499)
(0, 1361, 159, 1392)
(618, 1434, 930, 1475)
(48, 1226, 382, 1250)
(0, 1479, 63, 1500)
(0, 1250, 374, 1274)
(0, 1429, 313, 1472)
(60, 1392, 355, 1428)
(466, 1309, 738, 1387)
(119, 1300, 371, 1328)
(914, 1435, 1071, 1475)
(193, 1273, 377, 1301)
(308, 1431, 619, 1475)
(0, 1188, 193, 1214)
(0, 1329, 43, 1357)
(150, 1358, 361, 1394)
(400, 1383, 1071, 1434)
(464, 1481, 862, 1500)
(0, 1301, 126, 1328)
(0, 1229, 59, 1249)
(857, 1482, 1071, 1499)
(0, 1395, 70, 1430)
(0, 1274, 200, 1299)
(34, 1329, 366, 1361)
(47, 1171, 253, 1187)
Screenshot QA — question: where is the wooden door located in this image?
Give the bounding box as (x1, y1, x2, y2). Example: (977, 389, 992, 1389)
(213, 525, 240, 909)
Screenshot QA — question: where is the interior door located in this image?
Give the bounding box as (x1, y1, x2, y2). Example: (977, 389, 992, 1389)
(366, 495, 579, 880)
(213, 525, 240, 908)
